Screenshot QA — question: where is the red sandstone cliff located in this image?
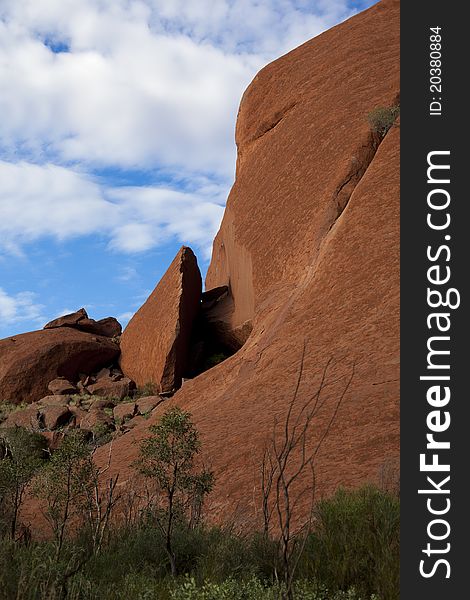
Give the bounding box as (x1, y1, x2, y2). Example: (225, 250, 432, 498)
(80, 0, 401, 525)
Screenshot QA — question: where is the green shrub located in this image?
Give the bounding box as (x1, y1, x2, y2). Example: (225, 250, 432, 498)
(203, 353, 229, 371)
(0, 427, 47, 539)
(170, 576, 377, 600)
(306, 486, 399, 600)
(367, 105, 400, 137)
(0, 505, 390, 599)
(135, 407, 214, 576)
(0, 402, 29, 424)
(91, 423, 113, 446)
(135, 382, 159, 398)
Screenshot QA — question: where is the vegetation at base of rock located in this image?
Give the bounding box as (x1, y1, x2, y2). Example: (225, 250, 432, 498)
(0, 486, 398, 600)
(0, 406, 398, 599)
(0, 427, 47, 540)
(135, 406, 215, 576)
(304, 486, 399, 600)
(366, 105, 400, 138)
(0, 402, 29, 424)
(134, 381, 160, 398)
(91, 422, 114, 447)
(202, 352, 230, 370)
(33, 430, 96, 560)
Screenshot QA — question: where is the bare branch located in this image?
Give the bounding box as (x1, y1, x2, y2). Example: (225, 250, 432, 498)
(258, 342, 355, 600)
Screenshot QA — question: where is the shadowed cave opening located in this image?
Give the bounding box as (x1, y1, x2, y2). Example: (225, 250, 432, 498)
(184, 285, 248, 379)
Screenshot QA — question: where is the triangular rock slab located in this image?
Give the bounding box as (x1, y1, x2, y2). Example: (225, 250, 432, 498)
(120, 246, 202, 392)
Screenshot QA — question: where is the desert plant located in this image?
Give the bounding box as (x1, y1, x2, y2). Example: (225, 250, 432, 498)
(34, 430, 94, 560)
(0, 427, 46, 540)
(307, 486, 400, 600)
(135, 406, 214, 575)
(91, 423, 114, 447)
(203, 352, 229, 371)
(0, 402, 29, 424)
(135, 382, 159, 398)
(260, 344, 355, 600)
(367, 105, 400, 138)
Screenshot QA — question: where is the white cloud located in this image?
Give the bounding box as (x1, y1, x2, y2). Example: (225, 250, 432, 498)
(0, 0, 355, 178)
(0, 287, 45, 326)
(115, 266, 138, 283)
(117, 311, 135, 327)
(0, 5, 259, 178)
(107, 186, 225, 258)
(0, 161, 115, 250)
(0, 160, 225, 258)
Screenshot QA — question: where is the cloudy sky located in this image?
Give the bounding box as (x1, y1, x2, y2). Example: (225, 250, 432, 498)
(0, 0, 374, 338)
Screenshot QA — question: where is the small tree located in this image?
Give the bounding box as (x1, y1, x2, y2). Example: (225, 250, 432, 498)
(135, 406, 214, 576)
(0, 427, 46, 541)
(34, 430, 93, 560)
(81, 444, 120, 556)
(260, 345, 355, 600)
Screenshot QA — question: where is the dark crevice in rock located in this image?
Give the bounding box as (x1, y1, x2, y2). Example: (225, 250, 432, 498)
(329, 126, 391, 232)
(248, 101, 297, 145)
(184, 286, 249, 379)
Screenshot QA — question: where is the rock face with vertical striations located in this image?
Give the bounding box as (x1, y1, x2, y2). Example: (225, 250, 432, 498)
(93, 0, 400, 527)
(119, 246, 202, 392)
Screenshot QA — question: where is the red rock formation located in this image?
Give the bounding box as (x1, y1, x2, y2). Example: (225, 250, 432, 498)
(86, 377, 134, 400)
(0, 328, 120, 405)
(44, 308, 122, 338)
(120, 246, 202, 392)
(93, 0, 400, 528)
(44, 308, 88, 329)
(47, 378, 77, 395)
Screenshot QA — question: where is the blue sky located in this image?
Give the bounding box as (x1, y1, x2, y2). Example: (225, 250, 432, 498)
(0, 0, 375, 338)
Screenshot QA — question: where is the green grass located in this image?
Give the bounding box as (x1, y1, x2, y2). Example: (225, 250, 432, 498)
(0, 402, 29, 424)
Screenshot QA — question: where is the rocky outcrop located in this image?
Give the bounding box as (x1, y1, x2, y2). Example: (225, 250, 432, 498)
(0, 328, 120, 404)
(94, 0, 400, 526)
(44, 308, 88, 329)
(120, 246, 202, 392)
(86, 377, 134, 400)
(48, 378, 77, 396)
(44, 308, 122, 338)
(0, 388, 163, 444)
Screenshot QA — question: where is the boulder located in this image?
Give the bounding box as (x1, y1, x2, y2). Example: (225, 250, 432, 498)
(89, 398, 116, 411)
(120, 246, 202, 392)
(81, 409, 114, 432)
(95, 368, 111, 380)
(75, 317, 122, 338)
(69, 406, 88, 428)
(86, 377, 134, 400)
(48, 377, 77, 396)
(44, 308, 87, 329)
(41, 430, 64, 451)
(44, 309, 122, 338)
(200, 285, 229, 308)
(40, 405, 72, 430)
(38, 395, 69, 407)
(122, 414, 145, 430)
(1, 405, 40, 430)
(0, 328, 120, 405)
(136, 396, 161, 415)
(114, 402, 136, 422)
